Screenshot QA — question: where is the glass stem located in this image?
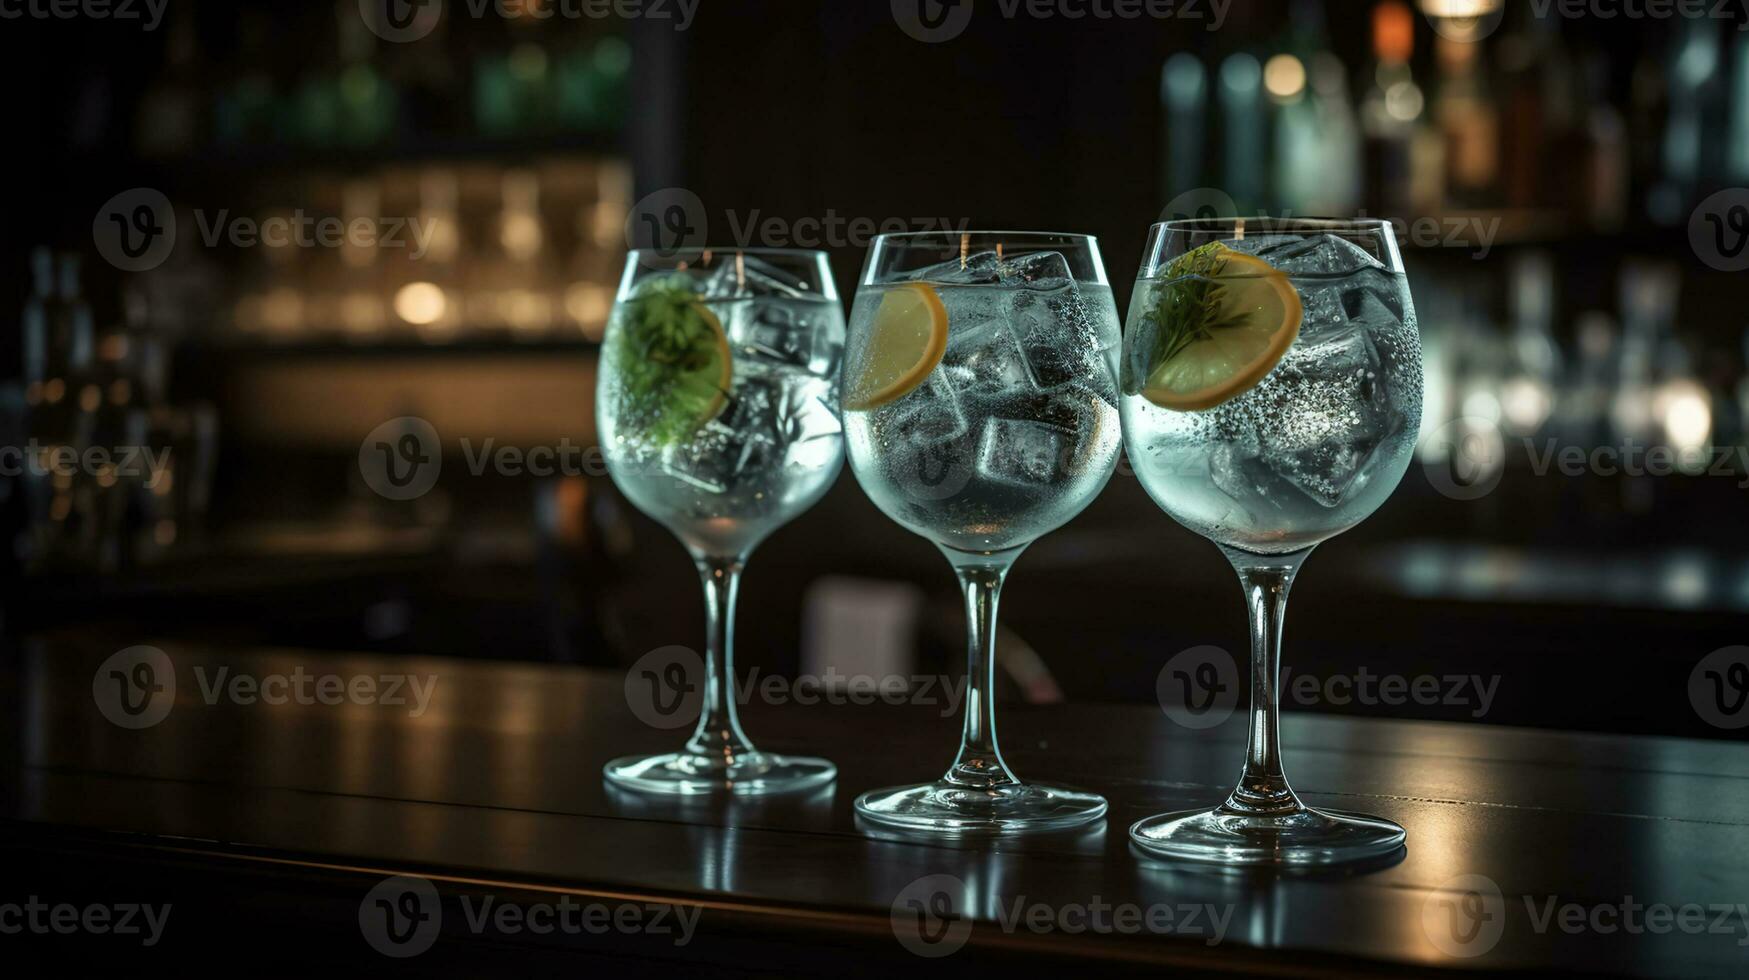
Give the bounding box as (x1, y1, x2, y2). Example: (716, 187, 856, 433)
(942, 546, 1025, 789)
(1221, 545, 1313, 816)
(684, 555, 756, 763)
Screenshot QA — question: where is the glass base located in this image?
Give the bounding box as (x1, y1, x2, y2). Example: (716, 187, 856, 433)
(854, 780, 1107, 835)
(603, 751, 836, 796)
(1129, 804, 1405, 867)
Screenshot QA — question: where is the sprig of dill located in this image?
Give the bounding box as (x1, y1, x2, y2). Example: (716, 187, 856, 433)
(1142, 241, 1247, 368)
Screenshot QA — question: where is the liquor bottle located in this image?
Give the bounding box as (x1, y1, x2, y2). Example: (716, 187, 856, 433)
(1160, 53, 1208, 210)
(136, 6, 202, 156)
(1730, 29, 1749, 182)
(1267, 0, 1335, 212)
(1360, 0, 1424, 217)
(1307, 52, 1362, 216)
(214, 9, 278, 147)
(1579, 52, 1629, 231)
(1650, 18, 1726, 223)
(1219, 53, 1267, 214)
(1500, 252, 1560, 438)
(1429, 34, 1499, 211)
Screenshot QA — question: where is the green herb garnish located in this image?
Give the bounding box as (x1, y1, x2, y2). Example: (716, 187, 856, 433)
(1146, 241, 1246, 365)
(615, 274, 730, 446)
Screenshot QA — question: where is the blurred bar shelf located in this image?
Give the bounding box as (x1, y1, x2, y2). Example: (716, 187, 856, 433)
(205, 336, 602, 358)
(1364, 541, 1749, 614)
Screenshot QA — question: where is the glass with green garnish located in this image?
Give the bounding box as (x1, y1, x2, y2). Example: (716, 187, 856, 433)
(599, 248, 844, 795)
(1120, 218, 1423, 865)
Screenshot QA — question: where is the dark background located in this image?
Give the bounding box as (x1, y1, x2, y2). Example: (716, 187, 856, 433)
(4, 0, 1747, 739)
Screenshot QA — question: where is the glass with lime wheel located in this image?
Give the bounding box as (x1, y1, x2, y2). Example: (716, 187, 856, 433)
(599, 249, 845, 795)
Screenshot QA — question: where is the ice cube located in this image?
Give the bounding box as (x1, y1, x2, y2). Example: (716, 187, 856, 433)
(977, 416, 1070, 486)
(1222, 234, 1304, 258)
(717, 376, 784, 476)
(1009, 283, 1111, 389)
(995, 249, 1073, 286)
(907, 250, 1005, 284)
(1250, 322, 1400, 507)
(975, 384, 1116, 486)
(772, 376, 843, 468)
(1245, 233, 1386, 277)
(660, 423, 735, 493)
(1208, 441, 1278, 517)
(699, 253, 811, 299)
(933, 284, 1033, 391)
(726, 299, 839, 375)
(882, 372, 969, 448)
(1340, 282, 1404, 325)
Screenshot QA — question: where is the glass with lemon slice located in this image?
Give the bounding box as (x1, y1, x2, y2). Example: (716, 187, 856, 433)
(1119, 218, 1424, 865)
(598, 249, 845, 795)
(842, 232, 1121, 834)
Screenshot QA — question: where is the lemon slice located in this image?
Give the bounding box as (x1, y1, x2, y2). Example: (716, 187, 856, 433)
(1139, 248, 1302, 411)
(844, 282, 949, 411)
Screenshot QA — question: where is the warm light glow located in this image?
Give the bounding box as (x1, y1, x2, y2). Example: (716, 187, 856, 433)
(501, 211, 543, 260)
(394, 282, 448, 326)
(1373, 1, 1414, 64)
(1263, 54, 1306, 101)
(261, 289, 303, 333)
(501, 290, 553, 331)
(340, 293, 382, 333)
(99, 333, 129, 362)
(1385, 80, 1425, 121)
(565, 283, 613, 338)
(1500, 377, 1553, 435)
(1461, 389, 1501, 425)
(1656, 380, 1712, 456)
(1419, 0, 1503, 42)
(1420, 0, 1501, 14)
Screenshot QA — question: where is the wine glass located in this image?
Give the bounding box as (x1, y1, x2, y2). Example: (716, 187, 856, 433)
(841, 231, 1122, 833)
(598, 248, 844, 794)
(1119, 217, 1423, 864)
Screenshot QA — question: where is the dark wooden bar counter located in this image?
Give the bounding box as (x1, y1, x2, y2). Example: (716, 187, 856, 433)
(2, 640, 1745, 976)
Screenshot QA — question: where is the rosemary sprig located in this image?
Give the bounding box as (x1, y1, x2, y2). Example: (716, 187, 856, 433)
(1145, 241, 1259, 370)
